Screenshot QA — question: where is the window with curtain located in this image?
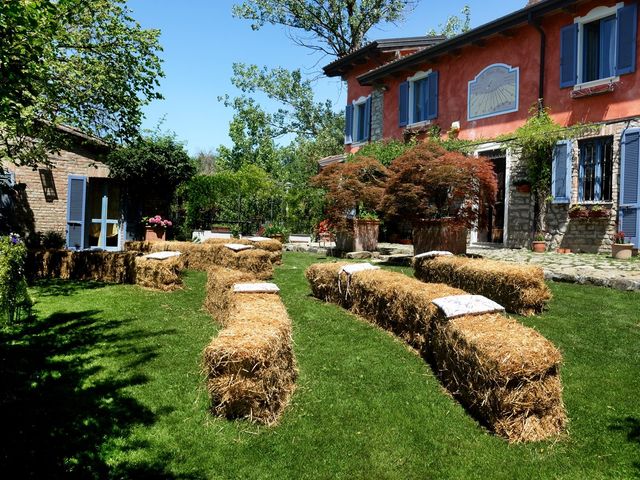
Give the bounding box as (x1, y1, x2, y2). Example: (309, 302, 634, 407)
(578, 137, 613, 202)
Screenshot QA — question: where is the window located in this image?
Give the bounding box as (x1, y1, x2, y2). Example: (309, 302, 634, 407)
(560, 3, 637, 88)
(344, 96, 371, 145)
(578, 137, 613, 202)
(398, 70, 438, 127)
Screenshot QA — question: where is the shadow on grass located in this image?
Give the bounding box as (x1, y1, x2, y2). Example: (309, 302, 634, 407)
(32, 278, 108, 297)
(610, 417, 640, 472)
(0, 308, 199, 479)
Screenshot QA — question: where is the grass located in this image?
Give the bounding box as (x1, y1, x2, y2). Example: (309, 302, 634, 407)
(0, 251, 638, 479)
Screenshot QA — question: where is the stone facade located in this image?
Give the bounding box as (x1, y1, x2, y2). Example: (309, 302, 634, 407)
(501, 119, 640, 253)
(370, 88, 384, 142)
(2, 142, 110, 242)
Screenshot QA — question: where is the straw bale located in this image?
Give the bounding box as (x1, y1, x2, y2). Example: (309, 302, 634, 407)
(204, 266, 255, 322)
(202, 293, 297, 425)
(348, 270, 465, 353)
(304, 262, 352, 307)
(124, 241, 273, 279)
(134, 256, 183, 291)
(204, 238, 283, 264)
(430, 312, 566, 442)
(26, 250, 136, 284)
(414, 256, 551, 315)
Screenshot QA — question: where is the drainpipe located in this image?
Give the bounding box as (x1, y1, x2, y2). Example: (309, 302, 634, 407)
(529, 13, 546, 113)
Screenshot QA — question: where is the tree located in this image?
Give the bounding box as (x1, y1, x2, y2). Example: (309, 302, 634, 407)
(311, 157, 389, 230)
(232, 0, 418, 57)
(427, 5, 471, 38)
(0, 0, 163, 168)
(381, 141, 497, 228)
(107, 133, 195, 223)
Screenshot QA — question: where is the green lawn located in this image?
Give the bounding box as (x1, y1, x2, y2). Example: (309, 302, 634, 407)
(1, 252, 638, 479)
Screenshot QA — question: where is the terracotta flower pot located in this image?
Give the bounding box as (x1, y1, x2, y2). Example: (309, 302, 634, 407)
(145, 225, 166, 242)
(413, 220, 467, 255)
(531, 241, 546, 253)
(612, 243, 633, 259)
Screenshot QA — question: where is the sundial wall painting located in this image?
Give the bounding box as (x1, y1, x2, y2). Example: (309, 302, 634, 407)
(468, 63, 519, 121)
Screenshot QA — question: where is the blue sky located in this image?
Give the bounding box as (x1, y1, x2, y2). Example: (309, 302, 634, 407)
(127, 0, 526, 155)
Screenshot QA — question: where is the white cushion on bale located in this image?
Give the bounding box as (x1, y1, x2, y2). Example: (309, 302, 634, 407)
(143, 251, 182, 260)
(414, 250, 454, 259)
(224, 243, 255, 252)
(233, 282, 280, 294)
(432, 294, 505, 319)
(246, 236, 271, 242)
(339, 263, 381, 276)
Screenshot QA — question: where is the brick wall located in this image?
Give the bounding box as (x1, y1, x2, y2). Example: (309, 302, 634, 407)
(2, 144, 109, 240)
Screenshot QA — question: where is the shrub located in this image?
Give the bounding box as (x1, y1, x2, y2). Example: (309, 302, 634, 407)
(0, 235, 32, 322)
(381, 141, 497, 228)
(39, 230, 66, 249)
(311, 157, 388, 231)
(351, 139, 416, 166)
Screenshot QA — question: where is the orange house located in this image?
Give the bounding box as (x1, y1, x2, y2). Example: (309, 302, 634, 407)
(324, 0, 640, 253)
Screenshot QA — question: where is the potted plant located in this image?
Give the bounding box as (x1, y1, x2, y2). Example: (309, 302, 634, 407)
(380, 141, 497, 255)
(612, 231, 633, 259)
(311, 157, 388, 252)
(143, 215, 172, 242)
(532, 232, 546, 253)
(263, 222, 287, 243)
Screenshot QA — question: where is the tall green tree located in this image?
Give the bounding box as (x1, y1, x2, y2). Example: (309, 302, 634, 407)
(232, 0, 418, 57)
(107, 133, 195, 223)
(427, 5, 471, 38)
(0, 0, 163, 167)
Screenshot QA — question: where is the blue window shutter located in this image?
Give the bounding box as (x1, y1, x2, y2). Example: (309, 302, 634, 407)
(552, 140, 572, 203)
(363, 96, 372, 141)
(399, 81, 409, 127)
(66, 175, 87, 250)
(344, 104, 354, 145)
(616, 3, 637, 75)
(560, 23, 578, 88)
(621, 130, 640, 205)
(427, 71, 439, 120)
(620, 129, 640, 247)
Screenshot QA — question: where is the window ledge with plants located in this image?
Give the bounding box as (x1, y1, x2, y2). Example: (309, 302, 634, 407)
(568, 204, 612, 220)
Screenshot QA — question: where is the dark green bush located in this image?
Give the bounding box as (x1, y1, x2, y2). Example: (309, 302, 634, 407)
(0, 235, 32, 322)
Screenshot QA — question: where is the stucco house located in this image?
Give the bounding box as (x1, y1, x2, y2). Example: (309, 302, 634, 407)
(324, 0, 640, 253)
(1, 125, 129, 251)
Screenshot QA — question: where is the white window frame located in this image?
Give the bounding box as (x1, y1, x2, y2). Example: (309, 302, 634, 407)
(407, 69, 432, 127)
(574, 3, 623, 89)
(351, 95, 370, 145)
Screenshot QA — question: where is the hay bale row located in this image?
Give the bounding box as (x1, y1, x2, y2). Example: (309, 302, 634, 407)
(305, 262, 464, 352)
(305, 261, 566, 442)
(26, 250, 137, 284)
(414, 256, 551, 316)
(134, 256, 183, 291)
(202, 267, 297, 425)
(125, 241, 273, 279)
(204, 238, 283, 264)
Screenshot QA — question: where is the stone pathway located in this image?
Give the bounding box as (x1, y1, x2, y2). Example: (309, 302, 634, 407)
(285, 241, 640, 291)
(468, 244, 640, 291)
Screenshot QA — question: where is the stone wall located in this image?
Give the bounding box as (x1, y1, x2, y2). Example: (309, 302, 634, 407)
(2, 144, 109, 242)
(371, 88, 384, 141)
(504, 119, 640, 253)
